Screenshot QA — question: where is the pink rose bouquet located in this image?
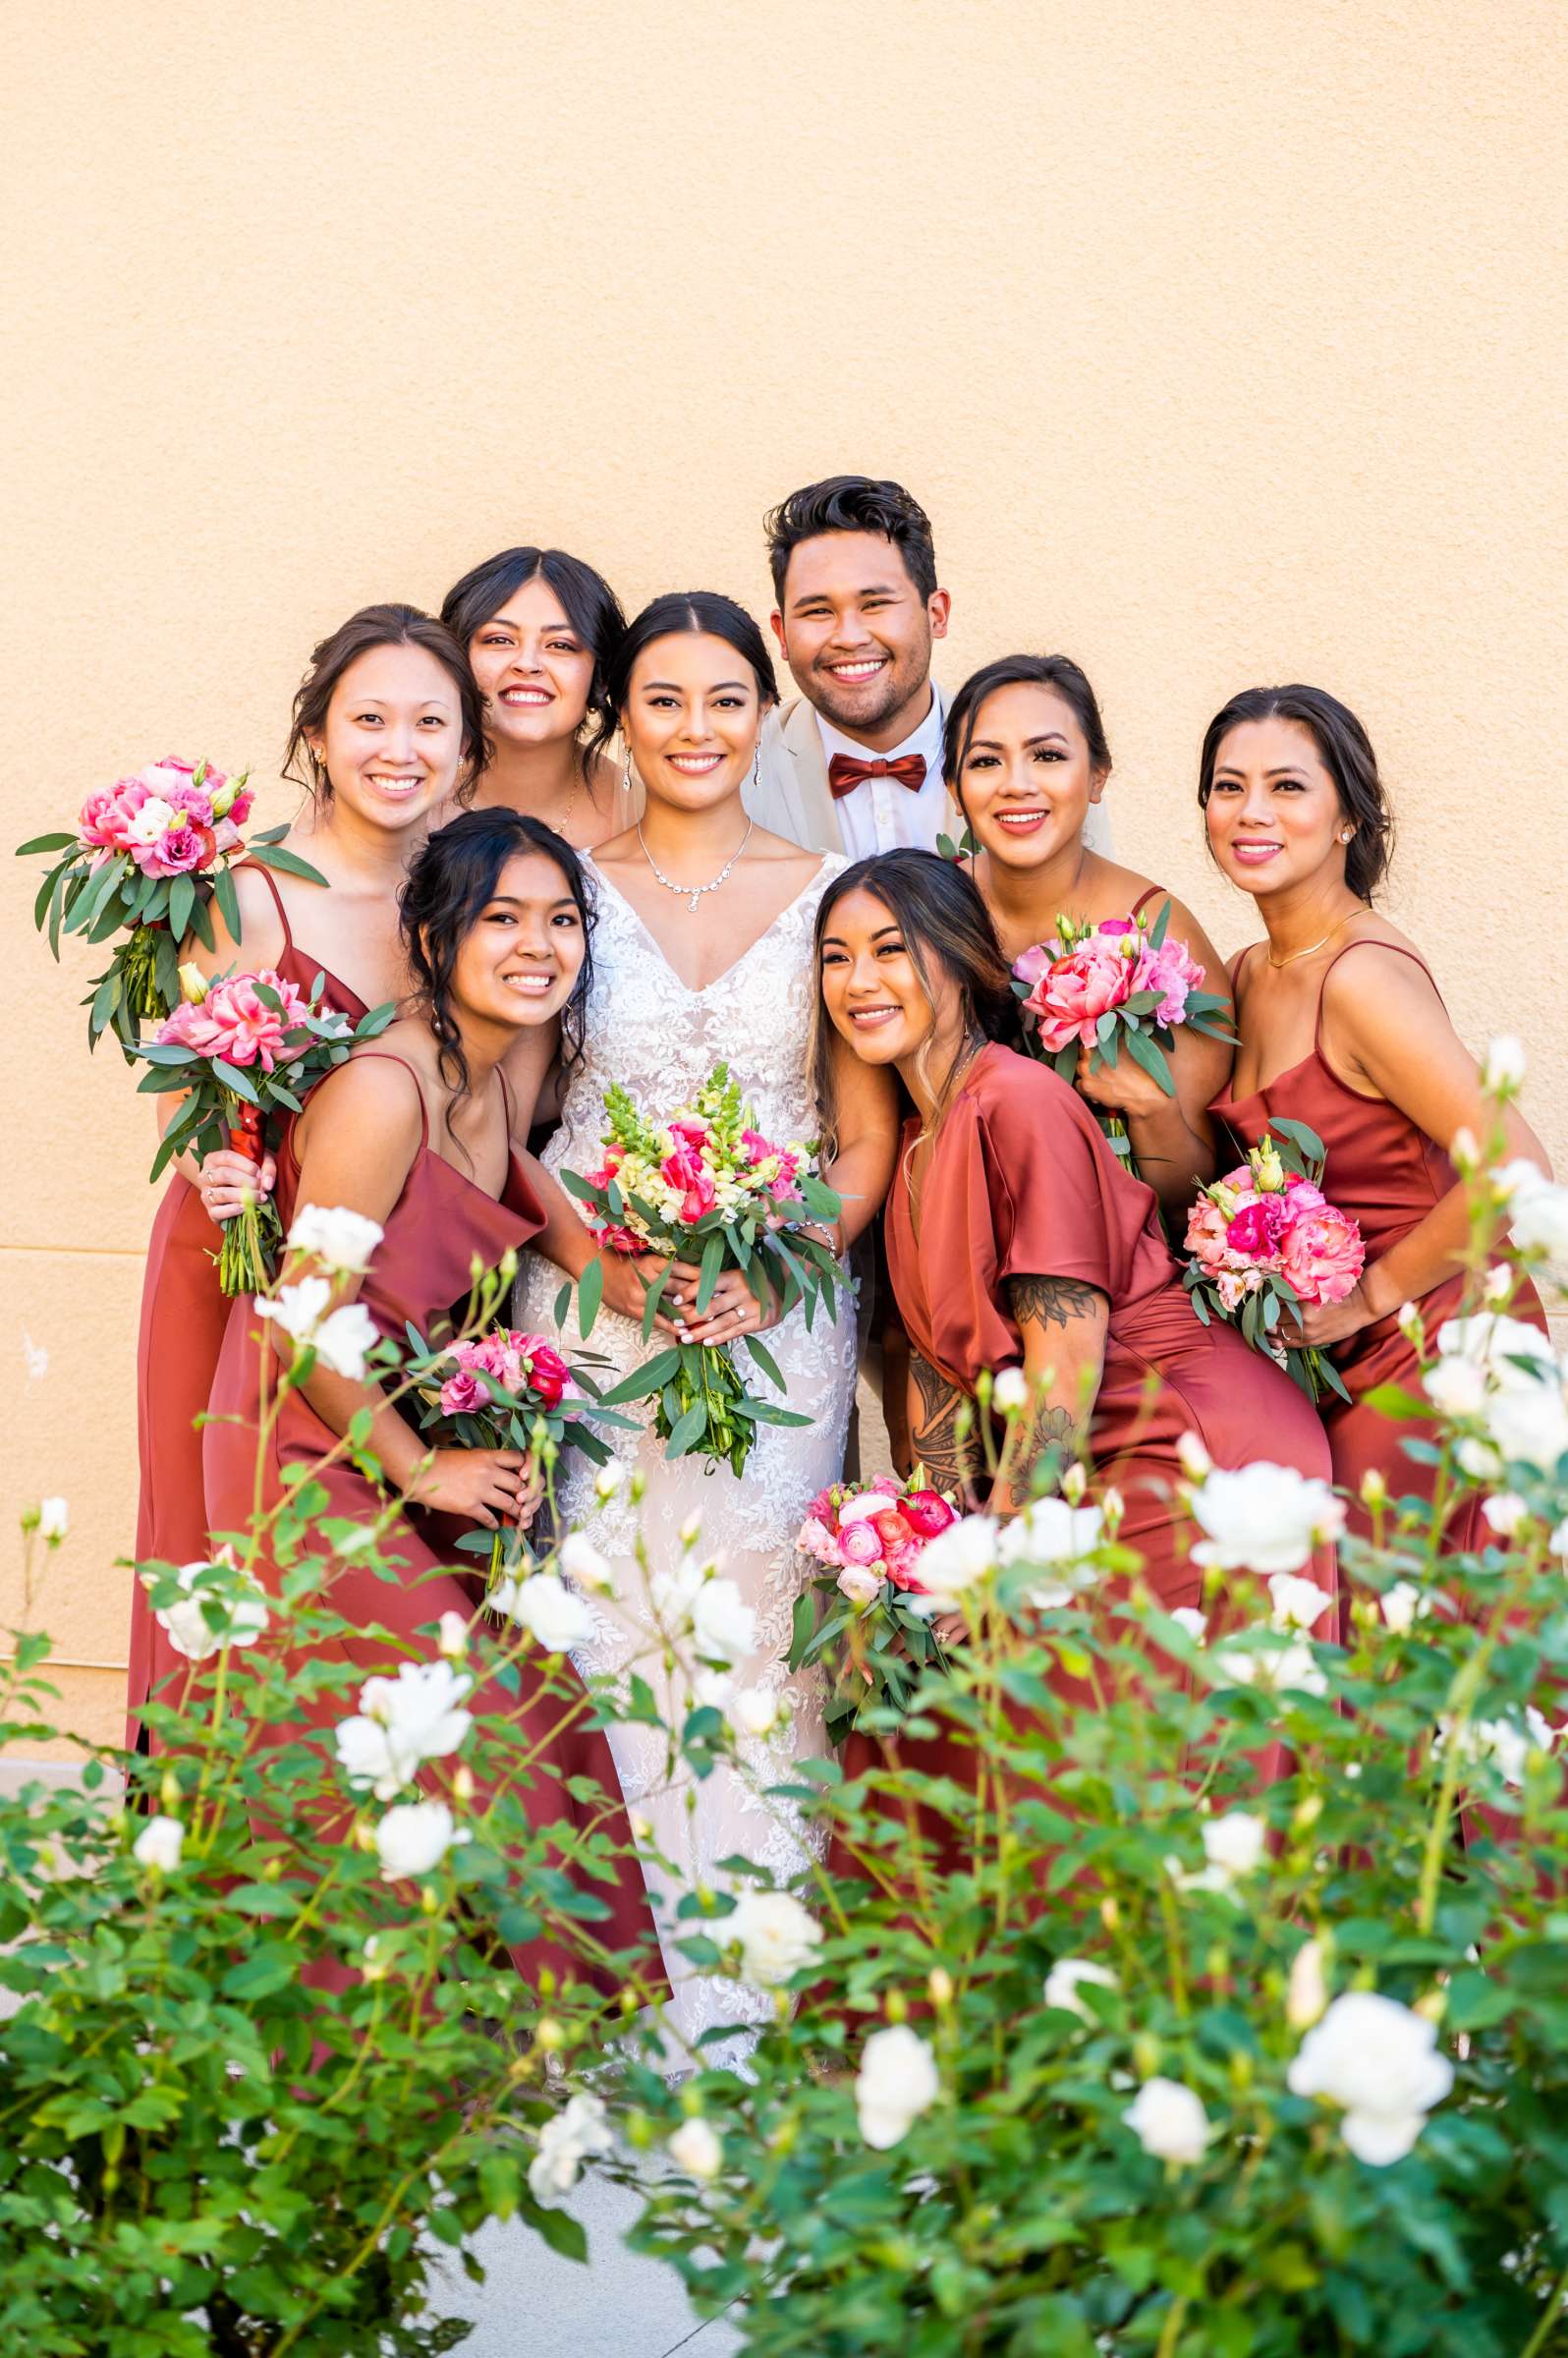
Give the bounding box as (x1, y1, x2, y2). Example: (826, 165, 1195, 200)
(562, 1063, 844, 1478)
(787, 1470, 961, 1739)
(1182, 1123, 1364, 1402)
(135, 966, 394, 1293)
(17, 756, 323, 1054)
(1013, 902, 1233, 1173)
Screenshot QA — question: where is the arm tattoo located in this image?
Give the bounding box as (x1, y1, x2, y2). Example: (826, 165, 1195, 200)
(909, 1348, 972, 1495)
(1004, 1272, 1106, 1486)
(1016, 1399, 1079, 1488)
(1004, 1271, 1104, 1331)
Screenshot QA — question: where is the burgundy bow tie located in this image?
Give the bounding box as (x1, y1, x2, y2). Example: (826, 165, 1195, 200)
(827, 751, 928, 801)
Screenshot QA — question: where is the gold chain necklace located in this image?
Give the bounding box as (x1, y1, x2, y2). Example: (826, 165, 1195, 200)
(1266, 910, 1359, 969)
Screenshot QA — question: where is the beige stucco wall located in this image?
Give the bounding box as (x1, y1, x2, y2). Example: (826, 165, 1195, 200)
(5, 2, 1565, 1748)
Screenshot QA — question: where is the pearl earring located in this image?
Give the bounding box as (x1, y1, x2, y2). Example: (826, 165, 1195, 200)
(1340, 827, 1354, 843)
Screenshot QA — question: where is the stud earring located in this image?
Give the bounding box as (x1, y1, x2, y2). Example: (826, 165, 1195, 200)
(1340, 827, 1354, 843)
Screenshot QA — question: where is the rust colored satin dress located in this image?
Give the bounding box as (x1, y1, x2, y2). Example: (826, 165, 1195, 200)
(1210, 940, 1547, 1547)
(201, 1050, 654, 1986)
(127, 867, 368, 1748)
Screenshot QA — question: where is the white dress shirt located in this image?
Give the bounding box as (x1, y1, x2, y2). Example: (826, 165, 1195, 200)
(814, 688, 950, 860)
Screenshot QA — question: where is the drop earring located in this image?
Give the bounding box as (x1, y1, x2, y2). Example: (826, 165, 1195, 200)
(751, 742, 761, 791)
(622, 751, 635, 796)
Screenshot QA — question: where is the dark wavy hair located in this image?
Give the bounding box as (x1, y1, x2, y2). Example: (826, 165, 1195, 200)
(943, 653, 1112, 804)
(765, 474, 938, 604)
(439, 545, 627, 765)
(810, 850, 1016, 1154)
(399, 810, 594, 1138)
(603, 590, 779, 717)
(1198, 684, 1394, 903)
(282, 603, 488, 806)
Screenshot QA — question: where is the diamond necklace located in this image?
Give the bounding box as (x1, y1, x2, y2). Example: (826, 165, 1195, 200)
(638, 818, 754, 913)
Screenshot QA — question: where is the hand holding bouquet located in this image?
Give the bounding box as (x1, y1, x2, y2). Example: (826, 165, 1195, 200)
(1183, 1123, 1365, 1402)
(17, 757, 324, 1052)
(787, 1472, 961, 1740)
(562, 1063, 844, 1477)
(1014, 902, 1232, 1165)
(136, 966, 394, 1292)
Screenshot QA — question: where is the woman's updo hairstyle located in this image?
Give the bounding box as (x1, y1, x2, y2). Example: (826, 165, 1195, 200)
(1198, 684, 1393, 903)
(944, 653, 1112, 804)
(604, 590, 779, 721)
(400, 809, 595, 1121)
(439, 546, 627, 764)
(283, 602, 489, 807)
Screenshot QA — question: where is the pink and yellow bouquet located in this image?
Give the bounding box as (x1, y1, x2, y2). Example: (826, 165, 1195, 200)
(563, 1063, 843, 1477)
(1183, 1123, 1365, 1402)
(17, 757, 322, 1053)
(786, 1472, 961, 1740)
(1013, 902, 1232, 1166)
(136, 964, 393, 1292)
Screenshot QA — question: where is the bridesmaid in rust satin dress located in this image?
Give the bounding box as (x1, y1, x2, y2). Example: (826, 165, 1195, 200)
(1200, 684, 1550, 1544)
(129, 603, 486, 1747)
(945, 653, 1233, 1213)
(204, 810, 653, 1979)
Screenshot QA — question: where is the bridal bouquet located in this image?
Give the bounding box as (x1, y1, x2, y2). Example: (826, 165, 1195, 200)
(786, 1472, 960, 1740)
(136, 964, 394, 1293)
(17, 757, 322, 1053)
(1183, 1124, 1365, 1402)
(562, 1063, 844, 1478)
(1013, 903, 1232, 1164)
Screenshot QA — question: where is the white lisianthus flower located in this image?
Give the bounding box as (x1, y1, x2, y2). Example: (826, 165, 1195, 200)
(991, 1367, 1029, 1413)
(1379, 1581, 1429, 1635)
(559, 1533, 616, 1594)
(38, 1496, 69, 1543)
(1287, 1991, 1453, 2164)
(725, 1889, 823, 1986)
(667, 2116, 723, 2181)
(1286, 1936, 1329, 2030)
(691, 1576, 758, 1667)
(124, 796, 178, 845)
(374, 1799, 470, 1881)
(285, 1203, 384, 1274)
(1497, 1160, 1568, 1259)
(494, 1570, 597, 1655)
(334, 1658, 473, 1800)
(908, 1513, 999, 1609)
(727, 1685, 784, 1739)
(528, 2092, 614, 2204)
(1043, 1957, 1118, 2021)
(1267, 1573, 1333, 1634)
(1171, 1606, 1208, 1644)
(836, 1563, 884, 1607)
(1482, 1035, 1527, 1095)
(1123, 2077, 1209, 2165)
(145, 1554, 269, 1661)
(133, 1815, 185, 1874)
(1189, 1463, 1344, 1576)
(855, 2024, 939, 2149)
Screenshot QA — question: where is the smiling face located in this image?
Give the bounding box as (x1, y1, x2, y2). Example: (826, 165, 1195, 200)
(772, 531, 949, 742)
(818, 884, 959, 1070)
(1204, 715, 1352, 900)
(309, 644, 468, 831)
(447, 849, 588, 1031)
(956, 680, 1106, 870)
(622, 631, 765, 812)
(467, 573, 597, 754)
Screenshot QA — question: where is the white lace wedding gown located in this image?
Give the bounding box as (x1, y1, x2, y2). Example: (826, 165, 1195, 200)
(515, 854, 858, 2054)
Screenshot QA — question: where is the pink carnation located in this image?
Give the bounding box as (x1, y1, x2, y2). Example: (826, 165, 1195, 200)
(1279, 1203, 1365, 1306)
(1025, 934, 1133, 1052)
(155, 968, 308, 1070)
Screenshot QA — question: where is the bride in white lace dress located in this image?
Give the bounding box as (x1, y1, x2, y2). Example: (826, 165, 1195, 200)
(516, 592, 899, 2052)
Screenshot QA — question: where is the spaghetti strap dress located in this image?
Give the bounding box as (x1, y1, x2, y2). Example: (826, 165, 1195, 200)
(201, 1050, 654, 1985)
(127, 865, 368, 1747)
(1209, 939, 1547, 1544)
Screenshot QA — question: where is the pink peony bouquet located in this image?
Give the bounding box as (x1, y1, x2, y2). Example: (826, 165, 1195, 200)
(17, 757, 323, 1054)
(563, 1063, 844, 1478)
(786, 1471, 961, 1740)
(136, 964, 394, 1292)
(1013, 902, 1233, 1170)
(1183, 1124, 1364, 1402)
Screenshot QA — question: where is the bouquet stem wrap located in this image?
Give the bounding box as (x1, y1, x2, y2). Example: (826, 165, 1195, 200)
(216, 1097, 282, 1297)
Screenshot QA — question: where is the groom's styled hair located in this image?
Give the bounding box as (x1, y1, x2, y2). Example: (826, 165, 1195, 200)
(765, 476, 938, 604)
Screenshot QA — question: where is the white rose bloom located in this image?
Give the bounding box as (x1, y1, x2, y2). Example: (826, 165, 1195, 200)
(667, 2116, 723, 2180)
(1267, 1573, 1333, 1633)
(836, 1563, 884, 1607)
(1171, 1607, 1208, 1644)
(38, 1496, 69, 1542)
(1189, 1463, 1344, 1576)
(855, 2024, 939, 2149)
(437, 1610, 469, 1658)
(909, 1514, 1000, 1607)
(334, 1658, 473, 1800)
(997, 1497, 1104, 1569)
(991, 1367, 1030, 1413)
(1215, 1630, 1328, 1699)
(649, 1554, 705, 1633)
(254, 1274, 333, 1344)
(559, 1533, 616, 1594)
(1484, 1378, 1568, 1474)
(1123, 2077, 1209, 2165)
(1482, 1492, 1529, 1538)
(1043, 1957, 1118, 2021)
(592, 1461, 625, 1501)
(1499, 1162, 1568, 1259)
(1202, 1810, 1266, 1881)
(1287, 1991, 1453, 2164)
(146, 1555, 269, 1661)
(1285, 1936, 1329, 2030)
(1176, 1430, 1212, 1481)
(494, 1570, 597, 1655)
(691, 1576, 758, 1667)
(728, 1685, 783, 1739)
(1483, 1035, 1527, 1093)
(286, 1203, 384, 1274)
(528, 2092, 614, 2204)
(1439, 1707, 1554, 1788)
(1379, 1581, 1429, 1635)
(374, 1799, 470, 1881)
(133, 1815, 185, 1874)
(310, 1303, 379, 1381)
(725, 1889, 823, 1987)
(1436, 1312, 1557, 1386)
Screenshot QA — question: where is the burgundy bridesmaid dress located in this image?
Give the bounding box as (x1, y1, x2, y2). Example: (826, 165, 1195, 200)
(201, 1050, 653, 1986)
(1210, 940, 1547, 1546)
(127, 867, 367, 1747)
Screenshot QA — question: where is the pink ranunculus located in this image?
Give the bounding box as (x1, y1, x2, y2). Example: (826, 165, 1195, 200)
(1225, 1198, 1287, 1261)
(798, 1513, 843, 1565)
(132, 820, 214, 877)
(78, 779, 149, 850)
(1026, 934, 1134, 1053)
(902, 1488, 958, 1539)
(839, 1519, 884, 1567)
(155, 968, 308, 1070)
(439, 1370, 490, 1416)
(1279, 1203, 1365, 1306)
(884, 1539, 930, 1594)
(1185, 1197, 1235, 1274)
(1133, 933, 1205, 1028)
(870, 1508, 917, 1554)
